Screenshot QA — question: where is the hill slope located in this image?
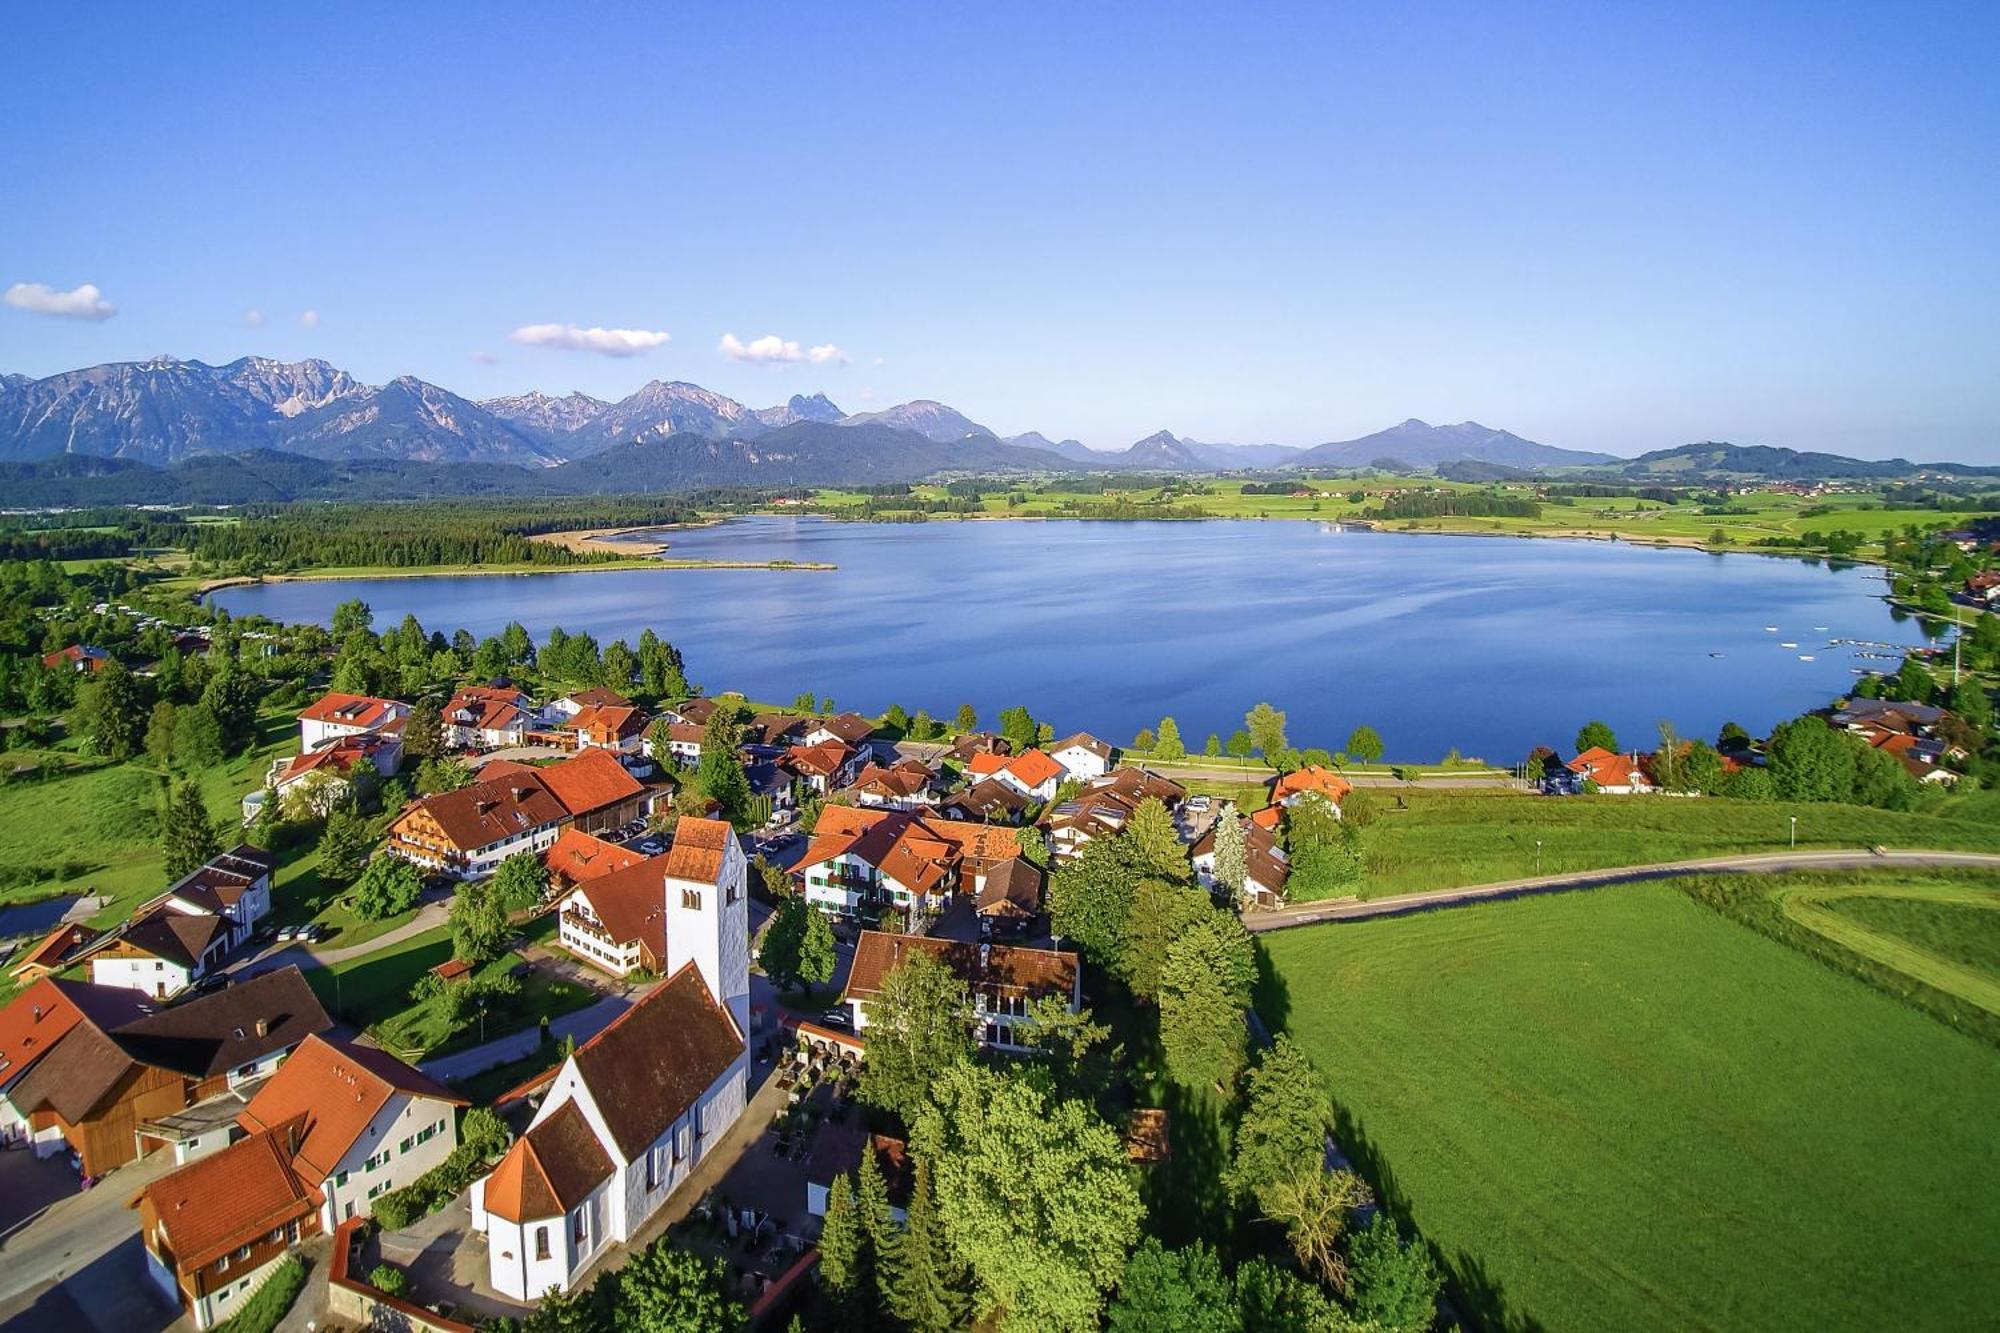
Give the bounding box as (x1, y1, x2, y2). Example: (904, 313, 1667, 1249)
(1296, 419, 1615, 470)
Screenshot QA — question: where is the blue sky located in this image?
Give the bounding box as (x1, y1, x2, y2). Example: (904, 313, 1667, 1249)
(3, 2, 1997, 459)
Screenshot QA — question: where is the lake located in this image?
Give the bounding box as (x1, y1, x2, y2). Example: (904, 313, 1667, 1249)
(213, 517, 1916, 763)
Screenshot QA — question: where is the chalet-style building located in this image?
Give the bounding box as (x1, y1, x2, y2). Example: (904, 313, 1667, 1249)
(543, 827, 645, 892)
(841, 933, 1081, 1053)
(545, 687, 635, 722)
(1048, 732, 1116, 782)
(385, 749, 646, 879)
(134, 1118, 324, 1330)
(975, 857, 1043, 927)
(297, 691, 409, 754)
(1191, 814, 1291, 909)
(153, 845, 276, 950)
(661, 696, 719, 728)
(796, 807, 1021, 922)
(780, 739, 860, 796)
(7, 922, 102, 983)
(0, 978, 150, 1150)
(565, 703, 648, 755)
(1270, 765, 1353, 812)
(746, 713, 813, 749)
(847, 758, 941, 811)
(1, 968, 330, 1176)
(443, 685, 534, 750)
(1042, 767, 1188, 862)
(553, 820, 744, 979)
(470, 836, 750, 1301)
(89, 908, 230, 998)
(966, 748, 1067, 802)
(646, 720, 706, 765)
(804, 712, 876, 749)
(944, 732, 1012, 765)
(940, 777, 1031, 825)
(43, 643, 112, 673)
(235, 1033, 465, 1226)
(1566, 747, 1658, 795)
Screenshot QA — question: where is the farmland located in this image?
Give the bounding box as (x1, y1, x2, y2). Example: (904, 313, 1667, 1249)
(1260, 882, 2000, 1332)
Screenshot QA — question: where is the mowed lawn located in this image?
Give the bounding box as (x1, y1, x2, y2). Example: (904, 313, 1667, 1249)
(1260, 885, 2000, 1332)
(1355, 788, 2000, 898)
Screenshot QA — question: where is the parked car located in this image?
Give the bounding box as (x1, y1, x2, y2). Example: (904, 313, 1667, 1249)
(190, 972, 230, 995)
(1186, 795, 1212, 812)
(819, 1008, 853, 1030)
(275, 923, 299, 942)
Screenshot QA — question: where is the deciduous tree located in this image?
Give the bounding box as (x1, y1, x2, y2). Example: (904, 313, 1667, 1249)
(1245, 702, 1288, 766)
(1106, 1238, 1239, 1333)
(615, 1241, 744, 1333)
(1155, 716, 1186, 760)
(74, 658, 146, 760)
(1345, 1214, 1444, 1329)
(1159, 912, 1256, 1089)
(1346, 724, 1384, 766)
(351, 852, 423, 920)
(1125, 797, 1188, 882)
(490, 851, 548, 913)
(451, 877, 509, 965)
(1575, 719, 1618, 754)
(858, 950, 975, 1121)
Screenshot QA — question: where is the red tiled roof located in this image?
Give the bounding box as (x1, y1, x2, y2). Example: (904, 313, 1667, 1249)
(298, 691, 403, 730)
(567, 963, 745, 1159)
(481, 1100, 614, 1224)
(538, 747, 645, 818)
(1272, 766, 1353, 806)
(239, 1034, 464, 1182)
(783, 739, 854, 779)
(393, 771, 568, 853)
(666, 817, 734, 884)
(8, 923, 101, 978)
(1566, 747, 1650, 788)
(135, 1118, 321, 1274)
(563, 860, 669, 963)
(543, 828, 644, 886)
(569, 704, 646, 744)
(1003, 749, 1066, 790)
(965, 753, 1009, 778)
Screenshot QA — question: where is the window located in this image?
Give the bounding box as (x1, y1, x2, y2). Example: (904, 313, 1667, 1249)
(333, 1170, 349, 1187)
(237, 1244, 251, 1261)
(399, 1136, 413, 1154)
(681, 887, 702, 910)
(215, 1258, 228, 1275)
(645, 1145, 659, 1191)
(534, 1227, 551, 1261)
(572, 1207, 587, 1245)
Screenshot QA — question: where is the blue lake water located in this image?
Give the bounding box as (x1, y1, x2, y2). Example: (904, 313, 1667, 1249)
(212, 517, 1919, 763)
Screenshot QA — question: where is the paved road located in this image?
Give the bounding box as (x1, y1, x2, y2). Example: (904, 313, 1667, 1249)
(0, 1148, 181, 1326)
(1243, 849, 2000, 933)
(418, 991, 638, 1082)
(891, 741, 1526, 791)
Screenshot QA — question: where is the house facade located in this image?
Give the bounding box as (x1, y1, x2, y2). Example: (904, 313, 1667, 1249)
(841, 933, 1081, 1053)
(443, 686, 533, 750)
(297, 692, 408, 754)
(470, 828, 750, 1301)
(1048, 733, 1116, 782)
(795, 807, 1020, 922)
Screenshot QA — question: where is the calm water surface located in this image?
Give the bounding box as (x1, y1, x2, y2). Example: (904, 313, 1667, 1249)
(214, 517, 1914, 762)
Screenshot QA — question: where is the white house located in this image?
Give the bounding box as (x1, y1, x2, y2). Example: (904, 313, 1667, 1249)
(841, 933, 1080, 1054)
(154, 844, 276, 950)
(1047, 732, 1116, 782)
(444, 685, 533, 750)
(794, 807, 1020, 923)
(470, 817, 751, 1301)
(967, 748, 1067, 802)
(803, 712, 876, 750)
(644, 720, 705, 766)
(234, 1033, 467, 1229)
(1191, 814, 1291, 909)
(296, 692, 408, 754)
(552, 821, 741, 979)
(89, 909, 230, 999)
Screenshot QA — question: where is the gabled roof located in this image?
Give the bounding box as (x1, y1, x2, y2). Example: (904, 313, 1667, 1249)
(395, 771, 569, 851)
(1272, 765, 1353, 806)
(113, 967, 332, 1079)
(1001, 749, 1066, 790)
(1049, 732, 1114, 761)
(481, 1100, 615, 1224)
(134, 1118, 321, 1274)
(161, 844, 278, 912)
(537, 747, 645, 818)
(239, 1033, 464, 1182)
(561, 687, 634, 711)
(569, 703, 646, 743)
(848, 759, 935, 799)
(7, 922, 101, 979)
(567, 963, 744, 1161)
(965, 753, 1009, 778)
(748, 713, 812, 747)
(0, 978, 146, 1092)
(810, 713, 876, 745)
(975, 858, 1042, 918)
(943, 778, 1030, 821)
(8, 1020, 139, 1122)
(799, 808, 1019, 889)
(1566, 746, 1651, 788)
(562, 859, 669, 961)
(543, 828, 645, 886)
(945, 732, 1011, 762)
(112, 908, 227, 969)
(445, 686, 529, 732)
(842, 932, 1078, 1008)
(277, 734, 395, 787)
(783, 739, 855, 780)
(669, 697, 719, 725)
(298, 691, 403, 730)
(1191, 816, 1288, 892)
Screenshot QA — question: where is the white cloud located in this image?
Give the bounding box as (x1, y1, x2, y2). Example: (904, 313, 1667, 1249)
(511, 323, 671, 357)
(4, 281, 116, 321)
(243, 309, 265, 328)
(471, 350, 501, 365)
(872, 356, 885, 367)
(720, 332, 848, 366)
(299, 309, 320, 330)
(857, 387, 878, 402)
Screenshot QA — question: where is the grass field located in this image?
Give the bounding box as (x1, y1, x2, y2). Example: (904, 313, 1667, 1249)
(1259, 883, 2000, 1332)
(1352, 788, 2000, 898)
(1821, 887, 2000, 979)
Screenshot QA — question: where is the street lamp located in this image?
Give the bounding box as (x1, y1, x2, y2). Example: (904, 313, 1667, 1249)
(1535, 839, 1543, 876)
(1789, 815, 1797, 851)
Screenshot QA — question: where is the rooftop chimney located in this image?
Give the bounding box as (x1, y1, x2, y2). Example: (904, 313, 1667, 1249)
(255, 1018, 269, 1038)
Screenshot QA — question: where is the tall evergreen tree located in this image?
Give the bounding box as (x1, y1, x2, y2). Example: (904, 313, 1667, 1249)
(818, 1174, 862, 1297)
(75, 658, 146, 760)
(887, 1158, 970, 1333)
(317, 807, 373, 883)
(161, 778, 221, 879)
(402, 698, 443, 763)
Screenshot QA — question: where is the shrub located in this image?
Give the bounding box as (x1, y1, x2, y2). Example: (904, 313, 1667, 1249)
(215, 1253, 305, 1333)
(368, 1263, 409, 1297)
(369, 1108, 514, 1229)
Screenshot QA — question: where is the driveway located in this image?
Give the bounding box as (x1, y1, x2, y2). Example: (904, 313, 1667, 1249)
(1244, 849, 2000, 933)
(0, 1148, 182, 1330)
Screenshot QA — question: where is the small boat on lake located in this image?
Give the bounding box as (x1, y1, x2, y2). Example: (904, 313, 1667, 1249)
(1798, 654, 1815, 661)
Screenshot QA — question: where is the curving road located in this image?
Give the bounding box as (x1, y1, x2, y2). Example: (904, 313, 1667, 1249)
(1242, 849, 2000, 933)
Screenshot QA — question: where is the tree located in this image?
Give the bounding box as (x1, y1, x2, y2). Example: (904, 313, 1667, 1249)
(1948, 678, 1993, 733)
(1767, 715, 1857, 802)
(1121, 880, 1217, 1002)
(615, 1241, 744, 1333)
(997, 705, 1039, 754)
(1233, 1258, 1340, 1331)
(601, 639, 638, 689)
(1047, 834, 1147, 969)
(1717, 720, 1752, 749)
(1225, 729, 1254, 759)
(1228, 1036, 1332, 1212)
(351, 853, 423, 920)
(174, 702, 225, 771)
(955, 703, 978, 733)
(1722, 764, 1776, 801)
(1211, 804, 1248, 905)
(317, 807, 373, 883)
(1575, 719, 1618, 753)
(792, 691, 817, 713)
(1204, 732, 1223, 758)
(161, 779, 221, 879)
(1680, 739, 1728, 795)
(858, 950, 975, 1121)
(637, 630, 687, 699)
(695, 708, 752, 826)
(1125, 797, 1188, 881)
(1155, 716, 1186, 761)
(1346, 724, 1384, 766)
(74, 658, 146, 760)
(882, 703, 911, 735)
(1017, 997, 1118, 1102)
(1159, 912, 1256, 1089)
(1261, 1168, 1370, 1290)
(1132, 727, 1157, 752)
(916, 1063, 1143, 1332)
(1106, 1239, 1239, 1333)
(199, 667, 260, 755)
(855, 1146, 899, 1319)
(1282, 794, 1362, 900)
(886, 1157, 970, 1333)
(145, 700, 179, 769)
(818, 1173, 863, 1298)
(417, 756, 476, 796)
(491, 851, 548, 913)
(1245, 703, 1288, 766)
(798, 905, 837, 999)
(451, 877, 509, 964)
(1345, 1214, 1444, 1329)
(757, 896, 809, 992)
(402, 698, 443, 764)
(331, 598, 374, 638)
(1892, 655, 1936, 704)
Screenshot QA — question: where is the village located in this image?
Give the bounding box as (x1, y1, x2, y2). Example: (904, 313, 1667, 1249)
(0, 613, 1989, 1332)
